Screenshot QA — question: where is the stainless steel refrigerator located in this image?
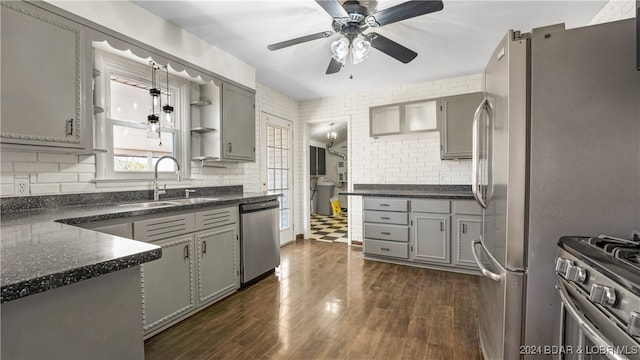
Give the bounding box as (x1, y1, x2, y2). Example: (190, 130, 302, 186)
(470, 18, 640, 360)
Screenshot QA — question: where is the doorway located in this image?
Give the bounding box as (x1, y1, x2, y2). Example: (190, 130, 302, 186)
(307, 120, 349, 243)
(261, 112, 293, 245)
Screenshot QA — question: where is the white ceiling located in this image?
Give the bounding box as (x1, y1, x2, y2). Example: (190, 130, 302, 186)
(133, 0, 606, 101)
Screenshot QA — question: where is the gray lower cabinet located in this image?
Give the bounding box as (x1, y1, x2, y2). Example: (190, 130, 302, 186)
(132, 206, 239, 337)
(362, 198, 410, 260)
(451, 200, 482, 270)
(411, 213, 450, 264)
(140, 234, 196, 333)
(1, 1, 92, 152)
(451, 215, 482, 268)
(195, 226, 239, 305)
(362, 197, 481, 274)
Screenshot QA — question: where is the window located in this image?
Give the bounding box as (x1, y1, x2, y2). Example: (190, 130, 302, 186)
(94, 49, 190, 181)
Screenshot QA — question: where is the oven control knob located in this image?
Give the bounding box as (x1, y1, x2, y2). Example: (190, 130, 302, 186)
(589, 284, 616, 306)
(565, 264, 586, 283)
(555, 258, 572, 276)
(628, 312, 640, 337)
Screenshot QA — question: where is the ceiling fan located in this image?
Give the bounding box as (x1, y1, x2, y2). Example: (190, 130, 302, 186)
(267, 0, 444, 74)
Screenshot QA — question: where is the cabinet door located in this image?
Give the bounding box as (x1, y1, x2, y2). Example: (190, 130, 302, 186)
(140, 234, 195, 333)
(310, 146, 317, 175)
(412, 214, 450, 264)
(439, 92, 484, 160)
(1, 1, 91, 151)
(195, 226, 240, 305)
(317, 147, 326, 175)
(370, 105, 401, 136)
(221, 83, 255, 162)
(452, 215, 482, 269)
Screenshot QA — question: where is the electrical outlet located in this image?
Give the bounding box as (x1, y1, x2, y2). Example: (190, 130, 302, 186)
(439, 173, 446, 184)
(15, 179, 29, 195)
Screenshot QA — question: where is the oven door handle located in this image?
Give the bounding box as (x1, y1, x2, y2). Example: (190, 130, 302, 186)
(556, 279, 631, 360)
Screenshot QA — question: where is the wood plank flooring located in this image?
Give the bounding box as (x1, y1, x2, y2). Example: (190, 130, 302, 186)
(144, 239, 482, 360)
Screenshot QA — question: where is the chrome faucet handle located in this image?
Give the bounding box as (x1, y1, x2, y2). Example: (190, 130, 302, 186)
(159, 184, 167, 195)
(176, 170, 182, 182)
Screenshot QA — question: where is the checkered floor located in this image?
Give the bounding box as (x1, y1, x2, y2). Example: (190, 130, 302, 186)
(310, 212, 348, 243)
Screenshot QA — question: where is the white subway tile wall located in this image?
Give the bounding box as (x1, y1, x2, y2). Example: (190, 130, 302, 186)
(299, 74, 483, 242)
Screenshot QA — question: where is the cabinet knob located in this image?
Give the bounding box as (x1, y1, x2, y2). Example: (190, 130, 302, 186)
(228, 142, 232, 153)
(203, 240, 207, 254)
(462, 223, 467, 234)
(440, 221, 444, 232)
(184, 245, 190, 259)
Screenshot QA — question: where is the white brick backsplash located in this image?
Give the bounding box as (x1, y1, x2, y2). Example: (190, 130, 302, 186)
(37, 172, 78, 183)
(1, 151, 37, 162)
(13, 162, 59, 173)
(79, 155, 96, 164)
(59, 163, 95, 173)
(30, 183, 60, 194)
(37, 153, 78, 164)
(60, 183, 97, 193)
(1, 184, 14, 196)
(1, 162, 13, 172)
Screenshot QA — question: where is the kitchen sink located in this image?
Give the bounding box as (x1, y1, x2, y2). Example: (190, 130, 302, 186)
(118, 201, 180, 208)
(168, 197, 220, 205)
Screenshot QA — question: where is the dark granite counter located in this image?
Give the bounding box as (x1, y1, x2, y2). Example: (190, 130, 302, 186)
(0, 187, 278, 303)
(339, 184, 474, 200)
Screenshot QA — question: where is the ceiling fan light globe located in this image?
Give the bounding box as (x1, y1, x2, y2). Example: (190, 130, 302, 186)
(352, 37, 371, 64)
(331, 38, 349, 64)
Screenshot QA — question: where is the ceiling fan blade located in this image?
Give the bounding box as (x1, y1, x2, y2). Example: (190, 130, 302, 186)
(315, 0, 349, 19)
(366, 1, 443, 27)
(267, 31, 333, 51)
(368, 33, 417, 64)
(326, 57, 343, 74)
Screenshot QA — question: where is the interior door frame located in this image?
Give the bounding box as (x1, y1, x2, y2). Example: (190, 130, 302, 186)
(303, 116, 351, 242)
(260, 111, 294, 246)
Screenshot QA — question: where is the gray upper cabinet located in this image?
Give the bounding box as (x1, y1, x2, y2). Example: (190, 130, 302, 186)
(439, 92, 484, 159)
(221, 83, 256, 162)
(1, 1, 92, 152)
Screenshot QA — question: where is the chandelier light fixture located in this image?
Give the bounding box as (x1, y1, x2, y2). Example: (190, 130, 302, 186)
(327, 123, 337, 143)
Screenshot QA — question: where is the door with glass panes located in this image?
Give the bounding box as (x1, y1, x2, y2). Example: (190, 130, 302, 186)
(262, 113, 293, 245)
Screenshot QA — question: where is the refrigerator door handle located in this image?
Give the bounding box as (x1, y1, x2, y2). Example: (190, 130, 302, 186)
(472, 98, 489, 209)
(471, 238, 502, 282)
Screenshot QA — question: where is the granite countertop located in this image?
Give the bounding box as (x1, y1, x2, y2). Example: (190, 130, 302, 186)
(338, 184, 475, 200)
(0, 188, 278, 303)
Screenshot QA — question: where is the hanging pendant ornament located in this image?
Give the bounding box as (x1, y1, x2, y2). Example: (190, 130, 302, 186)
(147, 61, 163, 143)
(349, 74, 353, 79)
(162, 65, 174, 128)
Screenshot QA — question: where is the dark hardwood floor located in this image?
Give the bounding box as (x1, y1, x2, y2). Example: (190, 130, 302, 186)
(144, 239, 482, 360)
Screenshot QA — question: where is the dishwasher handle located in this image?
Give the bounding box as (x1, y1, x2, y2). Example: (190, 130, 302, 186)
(240, 200, 280, 213)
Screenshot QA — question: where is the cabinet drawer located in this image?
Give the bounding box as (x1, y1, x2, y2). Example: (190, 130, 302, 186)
(364, 210, 408, 225)
(452, 200, 482, 215)
(363, 198, 408, 212)
(411, 199, 450, 213)
(195, 207, 238, 231)
(364, 239, 408, 259)
(134, 214, 195, 242)
(364, 223, 409, 242)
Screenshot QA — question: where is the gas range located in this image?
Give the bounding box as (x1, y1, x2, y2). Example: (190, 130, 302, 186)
(555, 235, 640, 358)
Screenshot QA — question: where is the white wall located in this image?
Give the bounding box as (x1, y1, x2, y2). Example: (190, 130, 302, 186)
(589, 0, 636, 24)
(46, 1, 255, 89)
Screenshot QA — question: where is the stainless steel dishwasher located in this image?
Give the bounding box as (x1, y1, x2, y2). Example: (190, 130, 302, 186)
(239, 199, 280, 284)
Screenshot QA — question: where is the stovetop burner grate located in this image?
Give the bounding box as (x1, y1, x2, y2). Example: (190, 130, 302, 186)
(584, 235, 640, 271)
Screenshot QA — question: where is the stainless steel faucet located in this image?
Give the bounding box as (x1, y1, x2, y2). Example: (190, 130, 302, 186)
(153, 156, 181, 201)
